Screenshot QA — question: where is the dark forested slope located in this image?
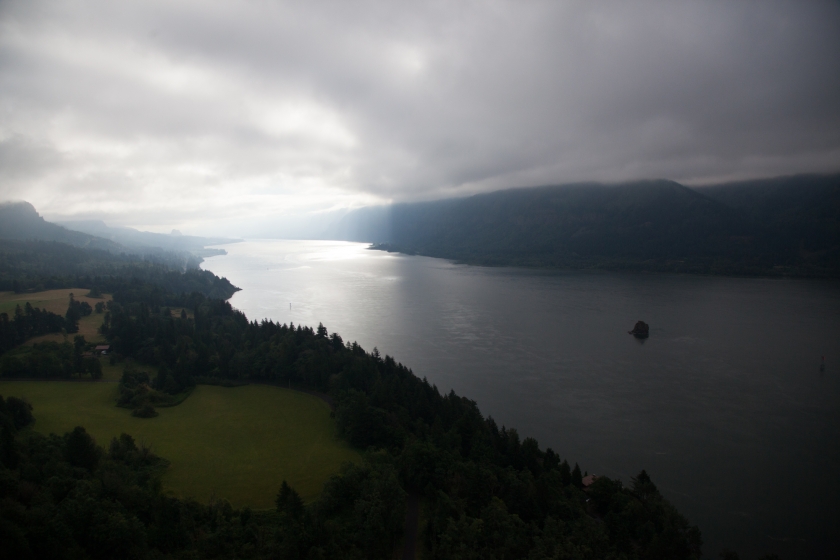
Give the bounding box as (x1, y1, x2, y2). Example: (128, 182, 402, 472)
(0, 253, 705, 558)
(384, 180, 741, 264)
(335, 174, 840, 276)
(695, 174, 840, 267)
(0, 240, 239, 298)
(2, 293, 703, 559)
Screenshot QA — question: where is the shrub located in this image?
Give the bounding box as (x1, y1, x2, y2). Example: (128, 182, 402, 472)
(132, 403, 158, 418)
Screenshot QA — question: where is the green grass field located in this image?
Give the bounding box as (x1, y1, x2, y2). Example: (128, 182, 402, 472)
(0, 288, 110, 344)
(0, 381, 360, 508)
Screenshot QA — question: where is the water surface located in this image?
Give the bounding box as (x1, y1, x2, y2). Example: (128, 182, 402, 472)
(203, 239, 840, 559)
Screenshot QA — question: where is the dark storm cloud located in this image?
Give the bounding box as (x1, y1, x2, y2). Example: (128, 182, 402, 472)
(1, 0, 838, 232)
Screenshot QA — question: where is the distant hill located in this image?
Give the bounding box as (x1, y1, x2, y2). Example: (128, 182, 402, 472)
(0, 202, 210, 272)
(694, 174, 840, 265)
(0, 204, 241, 297)
(0, 201, 126, 252)
(55, 219, 241, 256)
(0, 200, 239, 266)
(332, 174, 840, 276)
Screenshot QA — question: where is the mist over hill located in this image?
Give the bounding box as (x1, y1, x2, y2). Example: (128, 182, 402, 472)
(55, 219, 241, 257)
(0, 201, 241, 266)
(0, 201, 126, 253)
(324, 174, 840, 276)
(0, 201, 240, 297)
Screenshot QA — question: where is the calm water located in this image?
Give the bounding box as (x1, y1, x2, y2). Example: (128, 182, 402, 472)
(203, 239, 840, 559)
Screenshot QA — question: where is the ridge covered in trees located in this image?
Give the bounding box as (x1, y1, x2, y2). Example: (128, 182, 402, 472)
(330, 174, 840, 277)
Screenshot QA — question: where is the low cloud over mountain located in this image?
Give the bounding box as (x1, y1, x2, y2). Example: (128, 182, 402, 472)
(1, 1, 839, 235)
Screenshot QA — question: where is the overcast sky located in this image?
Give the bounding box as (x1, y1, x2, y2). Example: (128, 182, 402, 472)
(1, 0, 839, 235)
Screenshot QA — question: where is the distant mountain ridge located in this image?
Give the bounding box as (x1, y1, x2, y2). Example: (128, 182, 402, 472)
(0, 201, 125, 252)
(0, 201, 240, 297)
(55, 219, 240, 255)
(330, 174, 840, 276)
(0, 201, 239, 262)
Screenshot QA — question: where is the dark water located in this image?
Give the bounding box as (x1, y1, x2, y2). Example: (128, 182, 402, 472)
(203, 239, 840, 559)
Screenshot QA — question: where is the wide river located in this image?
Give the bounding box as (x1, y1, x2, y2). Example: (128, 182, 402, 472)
(203, 239, 840, 559)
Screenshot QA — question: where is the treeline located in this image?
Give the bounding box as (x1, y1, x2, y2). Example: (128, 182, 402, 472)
(95, 287, 704, 558)
(0, 336, 103, 380)
(0, 282, 112, 381)
(0, 302, 66, 355)
(0, 241, 237, 378)
(0, 399, 410, 559)
(0, 291, 104, 356)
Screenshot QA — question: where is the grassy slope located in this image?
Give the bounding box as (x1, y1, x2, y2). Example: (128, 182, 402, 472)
(0, 288, 111, 344)
(0, 381, 360, 507)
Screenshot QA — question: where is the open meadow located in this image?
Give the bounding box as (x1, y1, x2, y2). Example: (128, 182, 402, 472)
(0, 288, 111, 344)
(0, 381, 360, 507)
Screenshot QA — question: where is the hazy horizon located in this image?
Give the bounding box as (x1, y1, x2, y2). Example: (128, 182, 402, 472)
(2, 0, 839, 237)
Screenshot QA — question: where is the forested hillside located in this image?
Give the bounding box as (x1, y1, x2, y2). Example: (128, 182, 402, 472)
(0, 240, 238, 298)
(2, 294, 703, 559)
(332, 174, 840, 276)
(0, 250, 704, 558)
(696, 174, 840, 267)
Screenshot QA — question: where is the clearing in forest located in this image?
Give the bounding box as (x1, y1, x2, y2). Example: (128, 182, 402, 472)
(0, 381, 359, 507)
(0, 288, 111, 343)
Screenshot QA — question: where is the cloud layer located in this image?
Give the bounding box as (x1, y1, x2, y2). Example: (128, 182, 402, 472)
(1, 0, 839, 234)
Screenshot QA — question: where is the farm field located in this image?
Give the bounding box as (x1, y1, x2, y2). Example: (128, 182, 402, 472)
(0, 288, 110, 343)
(0, 381, 359, 507)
